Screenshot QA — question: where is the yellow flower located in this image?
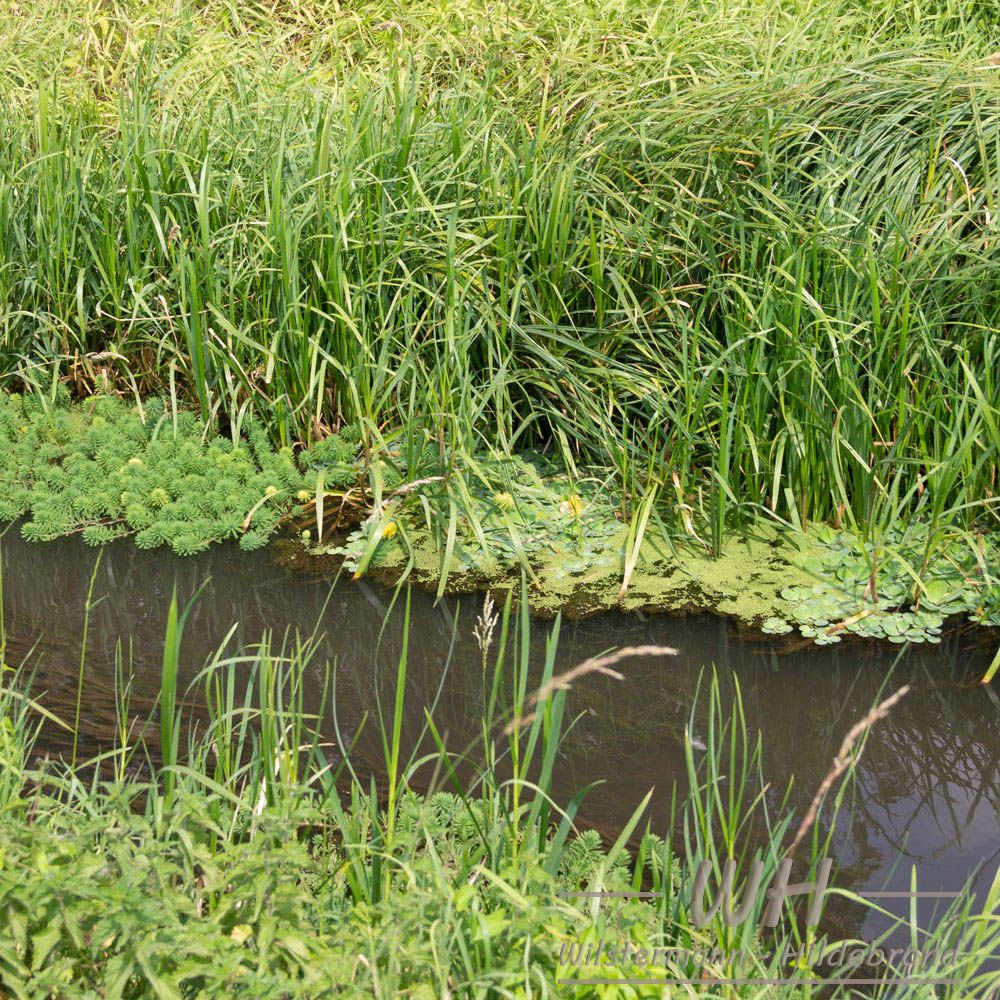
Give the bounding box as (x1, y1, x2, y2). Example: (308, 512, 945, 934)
(381, 520, 398, 540)
(493, 492, 515, 512)
(562, 493, 584, 517)
(230, 924, 253, 945)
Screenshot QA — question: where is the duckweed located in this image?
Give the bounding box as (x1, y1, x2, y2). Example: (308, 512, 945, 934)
(315, 460, 1000, 641)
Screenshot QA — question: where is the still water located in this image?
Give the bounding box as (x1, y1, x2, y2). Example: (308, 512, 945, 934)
(2, 526, 998, 939)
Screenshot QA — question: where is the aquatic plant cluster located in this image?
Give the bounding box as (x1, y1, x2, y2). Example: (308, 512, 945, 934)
(314, 454, 1000, 639)
(762, 527, 1000, 644)
(3, 389, 997, 642)
(0, 0, 997, 579)
(0, 392, 342, 555)
(323, 453, 622, 579)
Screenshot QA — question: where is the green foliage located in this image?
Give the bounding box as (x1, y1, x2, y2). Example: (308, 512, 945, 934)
(0, 791, 684, 999)
(0, 810, 347, 996)
(326, 453, 623, 577)
(0, 712, 23, 813)
(0, 1, 998, 563)
(299, 423, 363, 489)
(765, 526, 1000, 643)
(0, 590, 998, 996)
(0, 791, 606, 997)
(0, 394, 309, 556)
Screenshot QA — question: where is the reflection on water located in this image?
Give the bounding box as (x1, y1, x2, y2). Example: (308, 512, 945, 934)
(2, 527, 998, 939)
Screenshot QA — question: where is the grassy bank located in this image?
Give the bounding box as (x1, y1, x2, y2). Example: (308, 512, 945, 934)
(2, 6, 999, 993)
(1, 590, 998, 997)
(0, 0, 998, 587)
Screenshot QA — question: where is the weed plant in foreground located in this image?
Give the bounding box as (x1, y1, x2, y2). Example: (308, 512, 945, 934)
(0, 586, 998, 997)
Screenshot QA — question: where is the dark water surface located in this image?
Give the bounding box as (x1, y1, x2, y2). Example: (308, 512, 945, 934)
(2, 527, 998, 940)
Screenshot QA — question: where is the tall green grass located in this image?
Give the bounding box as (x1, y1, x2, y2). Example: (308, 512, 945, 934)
(1, 1, 998, 554)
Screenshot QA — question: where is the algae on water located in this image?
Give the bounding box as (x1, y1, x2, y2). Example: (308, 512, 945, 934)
(309, 453, 1000, 641)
